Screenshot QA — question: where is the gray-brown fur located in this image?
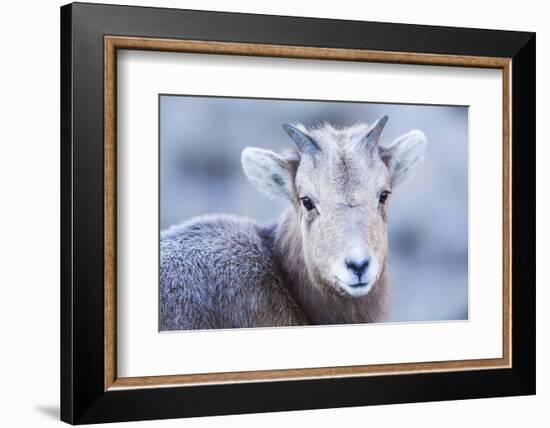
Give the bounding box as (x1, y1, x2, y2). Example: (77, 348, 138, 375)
(160, 214, 309, 330)
(160, 117, 427, 330)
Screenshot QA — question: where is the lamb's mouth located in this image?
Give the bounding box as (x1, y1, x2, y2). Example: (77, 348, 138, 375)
(334, 278, 373, 297)
(349, 282, 369, 288)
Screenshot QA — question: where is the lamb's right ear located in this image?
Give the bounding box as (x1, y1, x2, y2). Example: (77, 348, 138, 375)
(241, 147, 295, 200)
(380, 130, 427, 187)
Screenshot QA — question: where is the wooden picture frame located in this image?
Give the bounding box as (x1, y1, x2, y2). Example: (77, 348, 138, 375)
(61, 2, 535, 424)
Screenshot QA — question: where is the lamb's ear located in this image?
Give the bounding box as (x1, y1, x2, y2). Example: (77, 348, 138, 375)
(241, 147, 295, 199)
(380, 130, 427, 187)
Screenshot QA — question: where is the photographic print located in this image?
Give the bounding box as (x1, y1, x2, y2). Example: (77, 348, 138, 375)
(159, 95, 468, 331)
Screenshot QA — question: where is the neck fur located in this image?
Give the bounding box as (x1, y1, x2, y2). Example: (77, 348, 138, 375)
(273, 209, 389, 325)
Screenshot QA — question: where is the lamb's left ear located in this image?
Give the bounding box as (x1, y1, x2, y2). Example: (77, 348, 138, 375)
(241, 147, 296, 200)
(379, 130, 427, 187)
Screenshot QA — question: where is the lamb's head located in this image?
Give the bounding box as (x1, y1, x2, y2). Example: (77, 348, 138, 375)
(242, 116, 427, 298)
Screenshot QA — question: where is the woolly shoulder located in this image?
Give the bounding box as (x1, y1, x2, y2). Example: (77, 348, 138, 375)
(160, 213, 273, 261)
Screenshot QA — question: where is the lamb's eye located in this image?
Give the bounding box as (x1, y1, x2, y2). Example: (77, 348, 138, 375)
(300, 197, 315, 211)
(379, 190, 391, 204)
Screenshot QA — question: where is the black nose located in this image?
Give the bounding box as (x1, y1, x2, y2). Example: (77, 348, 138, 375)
(346, 258, 370, 278)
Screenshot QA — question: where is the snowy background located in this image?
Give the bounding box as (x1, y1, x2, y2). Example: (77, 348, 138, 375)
(160, 95, 468, 322)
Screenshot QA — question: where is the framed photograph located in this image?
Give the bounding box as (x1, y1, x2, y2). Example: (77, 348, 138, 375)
(60, 2, 535, 424)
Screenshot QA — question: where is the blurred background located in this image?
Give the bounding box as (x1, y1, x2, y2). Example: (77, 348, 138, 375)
(160, 95, 468, 322)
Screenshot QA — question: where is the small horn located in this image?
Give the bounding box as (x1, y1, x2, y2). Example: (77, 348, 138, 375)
(282, 123, 320, 154)
(365, 115, 389, 145)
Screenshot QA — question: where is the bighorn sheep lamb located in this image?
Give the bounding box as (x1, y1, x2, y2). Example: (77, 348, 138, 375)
(160, 116, 427, 330)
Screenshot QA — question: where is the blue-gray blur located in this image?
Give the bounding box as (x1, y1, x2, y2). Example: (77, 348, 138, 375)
(160, 95, 468, 322)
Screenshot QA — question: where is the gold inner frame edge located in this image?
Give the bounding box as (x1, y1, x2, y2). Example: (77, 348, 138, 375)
(104, 36, 512, 391)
